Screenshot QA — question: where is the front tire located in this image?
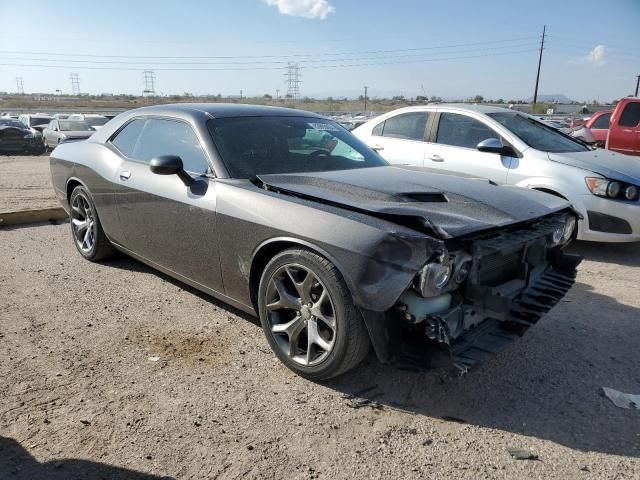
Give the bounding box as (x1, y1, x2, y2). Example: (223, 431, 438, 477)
(69, 185, 114, 261)
(258, 248, 370, 380)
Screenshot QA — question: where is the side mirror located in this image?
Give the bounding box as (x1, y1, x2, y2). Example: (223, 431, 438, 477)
(150, 155, 194, 186)
(477, 138, 516, 156)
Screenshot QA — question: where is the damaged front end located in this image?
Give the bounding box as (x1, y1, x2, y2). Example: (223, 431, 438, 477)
(362, 212, 582, 373)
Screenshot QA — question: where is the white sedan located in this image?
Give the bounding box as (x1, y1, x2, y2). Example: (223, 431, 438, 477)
(353, 104, 640, 243)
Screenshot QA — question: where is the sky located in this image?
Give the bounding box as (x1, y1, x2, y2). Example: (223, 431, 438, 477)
(1, 0, 639, 102)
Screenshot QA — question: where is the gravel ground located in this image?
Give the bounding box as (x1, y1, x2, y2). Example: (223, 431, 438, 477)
(0, 155, 57, 214)
(1, 224, 639, 480)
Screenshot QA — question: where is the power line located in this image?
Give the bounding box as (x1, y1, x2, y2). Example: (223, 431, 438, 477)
(0, 48, 540, 72)
(0, 42, 541, 66)
(70, 73, 80, 95)
(0, 36, 542, 60)
(15, 76, 24, 94)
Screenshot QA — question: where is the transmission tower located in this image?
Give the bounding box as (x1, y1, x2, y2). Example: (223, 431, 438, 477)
(70, 73, 81, 96)
(284, 63, 302, 104)
(15, 77, 24, 94)
(143, 70, 156, 95)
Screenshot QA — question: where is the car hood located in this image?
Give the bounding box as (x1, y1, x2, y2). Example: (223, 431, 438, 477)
(548, 150, 640, 184)
(62, 130, 94, 138)
(257, 166, 569, 239)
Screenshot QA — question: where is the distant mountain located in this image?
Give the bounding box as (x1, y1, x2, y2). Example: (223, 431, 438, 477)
(527, 94, 574, 103)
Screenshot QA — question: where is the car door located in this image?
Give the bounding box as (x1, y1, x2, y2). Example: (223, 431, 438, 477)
(609, 102, 640, 155)
(109, 117, 224, 292)
(362, 112, 432, 166)
(424, 111, 514, 183)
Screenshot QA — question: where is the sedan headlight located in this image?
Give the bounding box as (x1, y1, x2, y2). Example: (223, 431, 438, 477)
(586, 177, 639, 201)
(415, 254, 452, 297)
(561, 215, 576, 243)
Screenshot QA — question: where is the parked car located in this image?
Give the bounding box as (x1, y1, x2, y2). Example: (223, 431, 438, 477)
(585, 110, 612, 147)
(541, 119, 595, 144)
(607, 97, 640, 156)
(67, 114, 109, 130)
(17, 114, 52, 152)
(50, 104, 580, 378)
(0, 117, 44, 154)
(43, 119, 95, 150)
(353, 104, 640, 243)
(53, 113, 71, 120)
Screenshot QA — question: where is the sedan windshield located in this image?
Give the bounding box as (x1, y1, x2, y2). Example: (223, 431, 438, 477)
(85, 116, 108, 127)
(208, 116, 388, 178)
(59, 120, 94, 131)
(488, 112, 589, 153)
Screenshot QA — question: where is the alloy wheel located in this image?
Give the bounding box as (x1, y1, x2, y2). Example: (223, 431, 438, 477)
(265, 264, 337, 366)
(70, 192, 96, 253)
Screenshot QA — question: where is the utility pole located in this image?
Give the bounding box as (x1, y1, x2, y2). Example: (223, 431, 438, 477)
(276, 88, 280, 101)
(532, 25, 546, 111)
(363, 86, 368, 113)
(635, 75, 639, 97)
(15, 77, 24, 95)
(70, 73, 81, 96)
(142, 70, 156, 96)
(240, 89, 243, 100)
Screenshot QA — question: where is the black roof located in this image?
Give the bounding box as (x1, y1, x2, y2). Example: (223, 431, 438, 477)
(133, 103, 325, 119)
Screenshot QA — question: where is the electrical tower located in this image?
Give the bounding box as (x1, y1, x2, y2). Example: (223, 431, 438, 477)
(284, 63, 302, 104)
(143, 70, 156, 95)
(15, 77, 24, 95)
(70, 73, 81, 96)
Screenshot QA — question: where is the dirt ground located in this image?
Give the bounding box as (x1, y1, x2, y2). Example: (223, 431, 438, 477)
(0, 155, 58, 214)
(0, 222, 638, 479)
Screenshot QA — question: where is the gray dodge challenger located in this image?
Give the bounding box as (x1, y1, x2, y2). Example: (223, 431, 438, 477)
(50, 104, 581, 379)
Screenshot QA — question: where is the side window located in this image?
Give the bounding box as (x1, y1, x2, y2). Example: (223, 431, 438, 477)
(372, 121, 384, 136)
(111, 118, 146, 158)
(619, 103, 640, 127)
(381, 112, 430, 141)
(436, 113, 497, 149)
(592, 112, 611, 129)
(132, 119, 209, 174)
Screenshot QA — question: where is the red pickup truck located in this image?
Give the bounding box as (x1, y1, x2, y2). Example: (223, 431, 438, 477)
(607, 97, 640, 156)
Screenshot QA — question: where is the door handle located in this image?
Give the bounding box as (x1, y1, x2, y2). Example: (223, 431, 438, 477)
(371, 144, 384, 151)
(428, 154, 444, 162)
(119, 171, 131, 181)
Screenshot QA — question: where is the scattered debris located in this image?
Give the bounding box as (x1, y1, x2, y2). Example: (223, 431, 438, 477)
(344, 397, 384, 410)
(422, 439, 433, 446)
(507, 448, 539, 461)
(79, 419, 91, 426)
(441, 416, 467, 424)
(148, 356, 161, 362)
(602, 387, 640, 409)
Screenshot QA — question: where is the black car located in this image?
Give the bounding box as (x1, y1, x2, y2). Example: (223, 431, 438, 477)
(0, 118, 44, 154)
(49, 104, 581, 379)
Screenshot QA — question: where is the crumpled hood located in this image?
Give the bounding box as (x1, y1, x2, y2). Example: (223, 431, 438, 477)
(258, 166, 569, 238)
(548, 150, 640, 185)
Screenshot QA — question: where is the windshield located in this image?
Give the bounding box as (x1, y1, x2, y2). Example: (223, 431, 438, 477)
(30, 117, 52, 127)
(0, 119, 26, 128)
(488, 112, 589, 153)
(86, 116, 108, 126)
(208, 116, 388, 178)
(59, 120, 94, 131)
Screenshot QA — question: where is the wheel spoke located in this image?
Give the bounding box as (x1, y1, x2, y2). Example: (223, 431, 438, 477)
(310, 288, 336, 329)
(307, 318, 332, 352)
(266, 278, 300, 311)
(72, 218, 88, 234)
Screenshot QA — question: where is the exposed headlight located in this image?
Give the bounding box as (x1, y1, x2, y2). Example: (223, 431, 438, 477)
(415, 255, 452, 297)
(625, 185, 639, 201)
(562, 215, 576, 243)
(586, 177, 639, 201)
(551, 225, 564, 245)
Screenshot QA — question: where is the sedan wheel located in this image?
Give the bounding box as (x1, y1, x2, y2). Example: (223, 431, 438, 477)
(266, 264, 337, 366)
(69, 186, 114, 261)
(258, 248, 370, 380)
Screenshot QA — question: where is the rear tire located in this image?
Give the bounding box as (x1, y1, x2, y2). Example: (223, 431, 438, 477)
(258, 248, 370, 380)
(69, 185, 114, 261)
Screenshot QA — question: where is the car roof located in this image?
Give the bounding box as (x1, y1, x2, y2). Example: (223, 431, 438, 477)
(127, 103, 325, 119)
